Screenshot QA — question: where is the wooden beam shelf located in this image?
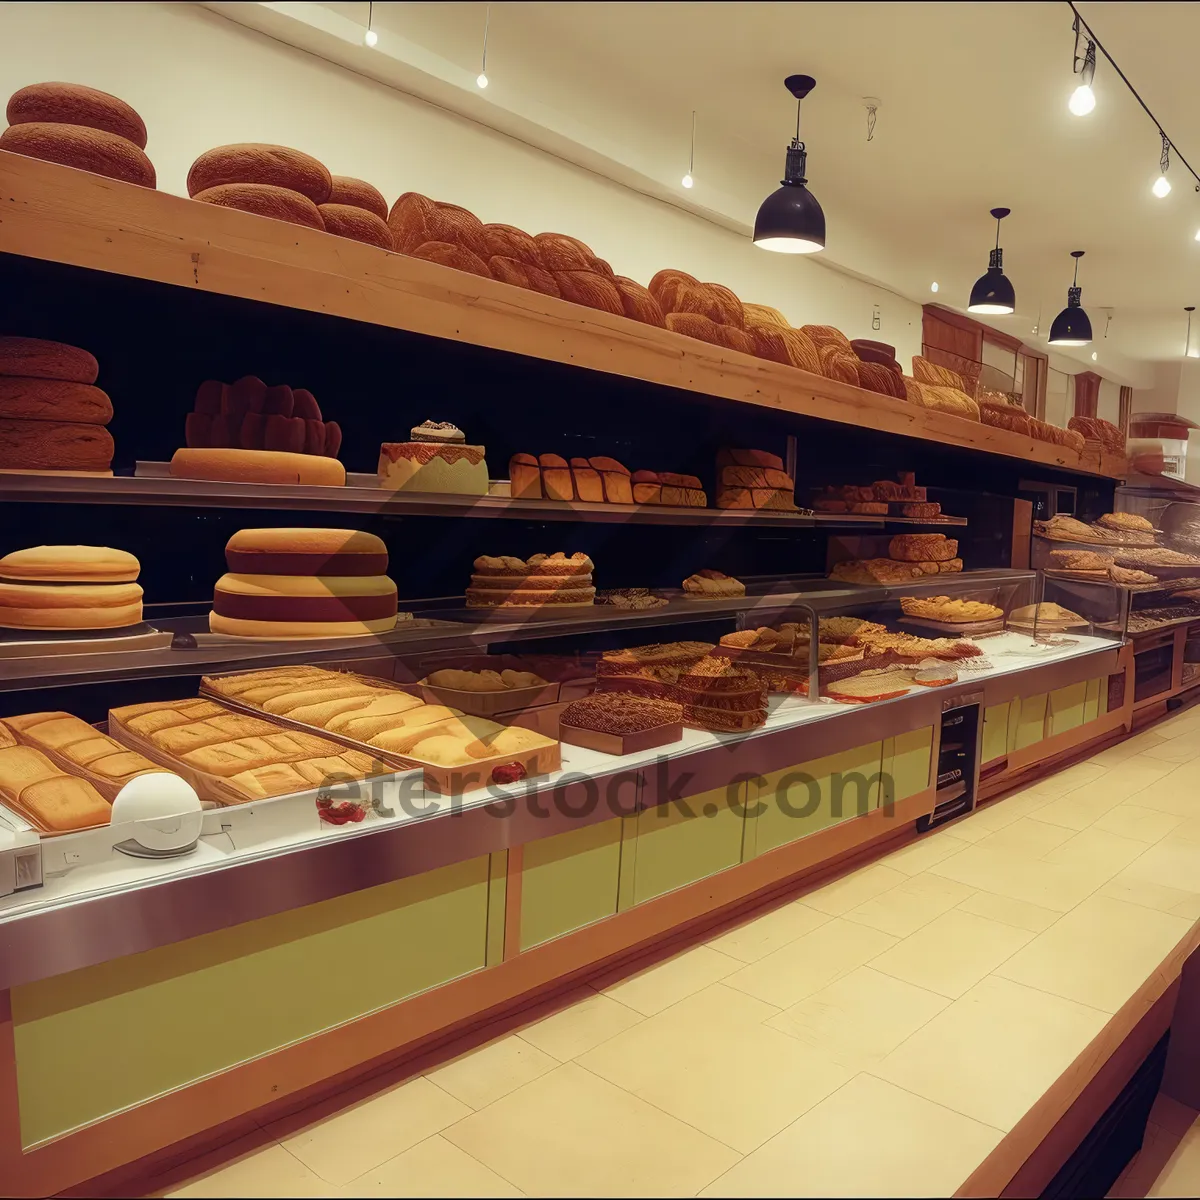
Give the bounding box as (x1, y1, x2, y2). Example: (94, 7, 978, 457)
(0, 151, 1118, 478)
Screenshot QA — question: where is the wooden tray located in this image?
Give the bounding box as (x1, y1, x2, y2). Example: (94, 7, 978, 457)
(414, 680, 561, 717)
(898, 616, 1004, 635)
(558, 721, 682, 756)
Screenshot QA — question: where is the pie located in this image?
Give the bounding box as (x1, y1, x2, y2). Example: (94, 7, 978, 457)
(900, 596, 1002, 622)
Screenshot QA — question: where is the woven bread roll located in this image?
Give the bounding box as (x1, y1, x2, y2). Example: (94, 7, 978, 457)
(817, 343, 860, 385)
(7, 82, 147, 149)
(188, 144, 331, 204)
(780, 327, 822, 374)
(410, 241, 492, 279)
(555, 271, 624, 316)
(856, 360, 906, 399)
(1069, 415, 1125, 454)
(0, 337, 98, 384)
(648, 269, 699, 313)
(920, 384, 980, 420)
(0, 378, 111, 424)
(671, 281, 745, 328)
(921, 349, 981, 399)
(912, 356, 966, 391)
(747, 325, 791, 366)
(327, 175, 388, 221)
(482, 223, 543, 264)
(0, 122, 155, 187)
(743, 303, 790, 330)
(1062, 428, 1086, 453)
(802, 324, 853, 353)
(194, 183, 325, 231)
(535, 232, 613, 275)
(388, 193, 489, 258)
(490, 257, 562, 297)
(611, 277, 666, 326)
(665, 313, 754, 356)
(318, 203, 393, 250)
(980, 402, 1032, 437)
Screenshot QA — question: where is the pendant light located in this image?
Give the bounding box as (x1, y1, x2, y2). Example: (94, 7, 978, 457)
(753, 74, 825, 254)
(1187, 307, 1198, 358)
(1048, 250, 1093, 347)
(682, 110, 695, 188)
(363, 0, 377, 46)
(967, 207, 1016, 315)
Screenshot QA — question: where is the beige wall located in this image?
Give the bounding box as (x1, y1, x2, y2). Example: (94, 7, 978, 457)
(0, 1, 925, 364)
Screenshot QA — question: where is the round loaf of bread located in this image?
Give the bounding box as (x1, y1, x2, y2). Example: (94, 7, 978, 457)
(612, 276, 665, 326)
(743, 303, 790, 330)
(388, 193, 489, 257)
(0, 580, 142, 629)
(0, 338, 98, 384)
(7, 82, 147, 149)
(535, 232, 613, 276)
(672, 281, 745, 329)
(0, 545, 139, 583)
(192, 183, 325, 231)
(410, 241, 492, 279)
(0, 122, 155, 187)
(489, 257, 561, 297)
(224, 528, 388, 576)
(212, 572, 398, 627)
(187, 144, 332, 204)
(318, 203, 393, 250)
(803, 324, 854, 353)
(555, 270, 624, 316)
(648, 268, 700, 312)
(0, 418, 113, 471)
(482, 224, 542, 265)
(747, 325, 792, 366)
(0, 378, 111, 424)
(327, 175, 388, 221)
(169, 448, 346, 487)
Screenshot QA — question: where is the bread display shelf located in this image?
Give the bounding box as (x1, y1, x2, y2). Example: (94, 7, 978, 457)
(413, 680, 561, 717)
(0, 151, 1120, 479)
(558, 721, 683, 757)
(898, 615, 1005, 636)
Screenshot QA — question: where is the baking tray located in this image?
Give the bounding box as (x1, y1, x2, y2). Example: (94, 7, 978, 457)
(0, 624, 172, 658)
(413, 680, 561, 717)
(558, 721, 683, 756)
(898, 616, 1004, 635)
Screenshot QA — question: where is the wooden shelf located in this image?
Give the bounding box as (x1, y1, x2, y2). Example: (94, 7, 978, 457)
(0, 151, 1120, 479)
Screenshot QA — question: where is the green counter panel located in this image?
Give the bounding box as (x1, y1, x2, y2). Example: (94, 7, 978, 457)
(982, 702, 1011, 765)
(881, 727, 934, 804)
(11, 855, 492, 1148)
(519, 817, 623, 951)
(1012, 692, 1048, 751)
(623, 784, 747, 909)
(748, 741, 885, 859)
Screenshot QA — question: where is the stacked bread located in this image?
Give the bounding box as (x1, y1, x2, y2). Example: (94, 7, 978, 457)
(675, 655, 768, 733)
(466, 553, 595, 608)
(189, 144, 328, 233)
(379, 420, 488, 495)
(715, 448, 796, 511)
(650, 270, 755, 356)
(682, 569, 745, 598)
(2, 82, 154, 187)
(830, 532, 962, 585)
(320, 175, 393, 249)
(631, 470, 706, 506)
(594, 640, 716, 699)
(848, 339, 906, 400)
(804, 325, 871, 388)
(814, 474, 939, 517)
(740, 305, 822, 374)
(1069, 416, 1125, 455)
(510, 453, 632, 504)
(0, 337, 114, 472)
(0, 546, 143, 630)
(210, 528, 400, 638)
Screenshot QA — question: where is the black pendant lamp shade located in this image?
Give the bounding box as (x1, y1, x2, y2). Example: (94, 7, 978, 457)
(967, 207, 1016, 315)
(754, 74, 825, 254)
(1048, 250, 1093, 347)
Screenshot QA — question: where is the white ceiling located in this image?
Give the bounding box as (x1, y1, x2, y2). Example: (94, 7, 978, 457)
(210, 1, 1200, 382)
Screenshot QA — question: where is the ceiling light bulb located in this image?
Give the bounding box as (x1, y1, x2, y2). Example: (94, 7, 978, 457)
(1153, 174, 1172, 198)
(363, 27, 378, 47)
(1091, 352, 1098, 361)
(477, 72, 489, 88)
(681, 173, 693, 189)
(930, 282, 939, 293)
(1069, 84, 1095, 115)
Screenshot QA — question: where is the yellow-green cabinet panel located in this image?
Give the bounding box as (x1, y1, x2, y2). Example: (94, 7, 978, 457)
(1012, 693, 1048, 751)
(982, 702, 1010, 765)
(1048, 682, 1089, 738)
(881, 727, 934, 803)
(1083, 677, 1103, 724)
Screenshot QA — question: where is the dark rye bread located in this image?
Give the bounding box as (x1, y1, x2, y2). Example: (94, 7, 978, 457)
(318, 203, 393, 250)
(0, 338, 98, 384)
(187, 144, 332, 205)
(0, 419, 114, 471)
(0, 122, 155, 187)
(326, 175, 388, 221)
(7, 82, 147, 149)
(0, 378, 111, 424)
(193, 183, 325, 231)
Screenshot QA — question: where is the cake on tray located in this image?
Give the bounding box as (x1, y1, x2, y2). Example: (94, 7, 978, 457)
(379, 420, 488, 495)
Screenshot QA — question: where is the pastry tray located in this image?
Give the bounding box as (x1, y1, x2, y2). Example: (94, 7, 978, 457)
(558, 721, 683, 757)
(413, 680, 562, 717)
(898, 616, 1004, 635)
(0, 624, 172, 658)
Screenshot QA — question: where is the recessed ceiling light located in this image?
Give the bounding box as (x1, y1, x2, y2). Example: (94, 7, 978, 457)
(1091, 352, 1098, 361)
(930, 282, 939, 293)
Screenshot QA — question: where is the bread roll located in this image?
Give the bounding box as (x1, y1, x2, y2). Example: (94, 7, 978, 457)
(0, 545, 138, 582)
(224, 528, 388, 576)
(612, 276, 666, 326)
(7, 81, 147, 149)
(665, 312, 754, 355)
(648, 269, 699, 312)
(0, 378, 110, 424)
(0, 580, 142, 628)
(535, 232, 612, 275)
(187, 144, 332, 204)
(743, 303, 790, 329)
(489, 257, 561, 297)
(671, 280, 745, 328)
(802, 325, 853, 352)
(509, 452, 542, 499)
(555, 270, 624, 316)
(410, 241, 492, 279)
(0, 337, 98, 384)
(0, 121, 155, 187)
(817, 344, 860, 385)
(193, 183, 325, 231)
(570, 461, 604, 503)
(780, 327, 822, 374)
(170, 447, 345, 486)
(747, 325, 792, 366)
(0, 745, 110, 831)
(0, 418, 113, 470)
(388, 193, 488, 257)
(482, 223, 542, 264)
(600, 470, 634, 504)
(327, 175, 388, 221)
(318, 203, 393, 250)
(856, 360, 906, 399)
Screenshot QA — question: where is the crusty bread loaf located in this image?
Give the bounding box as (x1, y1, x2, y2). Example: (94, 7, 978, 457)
(535, 232, 612, 275)
(0, 378, 111, 424)
(7, 82, 147, 149)
(0, 418, 113, 470)
(912, 356, 966, 391)
(852, 343, 902, 372)
(665, 312, 754, 355)
(817, 343, 860, 385)
(0, 337, 98, 384)
(671, 281, 745, 328)
(1069, 415, 1125, 454)
(555, 270, 624, 316)
(326, 175, 388, 221)
(490, 257, 562, 297)
(193, 183, 325, 231)
(743, 303, 790, 330)
(856, 360, 906, 399)
(411, 241, 493, 279)
(170, 448, 346, 486)
(717, 447, 785, 470)
(509, 453, 541, 499)
(482, 223, 542, 264)
(889, 534, 958, 563)
(780, 327, 822, 374)
(648, 269, 699, 313)
(570, 461, 604, 503)
(388, 193, 489, 257)
(747, 325, 791, 366)
(318, 203, 393, 250)
(187, 144, 331, 204)
(0, 121, 155, 187)
(802, 325, 853, 352)
(980, 401, 1032, 437)
(612, 276, 665, 326)
(1061, 428, 1086, 453)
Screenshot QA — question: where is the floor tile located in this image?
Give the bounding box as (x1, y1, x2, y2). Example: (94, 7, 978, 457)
(868, 908, 1035, 999)
(1100, 875, 1200, 915)
(798, 863, 908, 916)
(1149, 1093, 1200, 1137)
(426, 1035, 559, 1111)
(579, 983, 851, 1153)
(339, 1135, 523, 1197)
(443, 1062, 740, 1197)
(1042, 827, 1148, 876)
(1110, 1124, 1183, 1199)
(1023, 761, 1108, 795)
(699, 1074, 1004, 1198)
(707, 900, 830, 963)
(1129, 764, 1200, 817)
(947, 790, 1053, 843)
(1138, 737, 1200, 764)
(877, 829, 971, 876)
(842, 872, 974, 938)
(874, 975, 1109, 1131)
(1118, 839, 1200, 896)
(598, 944, 742, 1017)
(974, 817, 1078, 856)
(995, 894, 1193, 1013)
(268, 1077, 472, 1187)
(1034, 790, 1130, 833)
(515, 987, 643, 1061)
(163, 1138, 333, 1197)
(723, 918, 898, 1008)
(1095, 805, 1185, 844)
(928, 842, 1110, 912)
(766, 966, 949, 1071)
(955, 889, 1061, 932)
(1149, 1123, 1200, 1197)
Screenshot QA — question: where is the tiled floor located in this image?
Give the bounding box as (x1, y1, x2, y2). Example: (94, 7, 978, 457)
(153, 709, 1200, 1199)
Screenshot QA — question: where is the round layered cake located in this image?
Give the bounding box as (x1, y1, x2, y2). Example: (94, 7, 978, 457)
(224, 528, 389, 576)
(0, 545, 143, 630)
(378, 420, 489, 496)
(466, 552, 595, 608)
